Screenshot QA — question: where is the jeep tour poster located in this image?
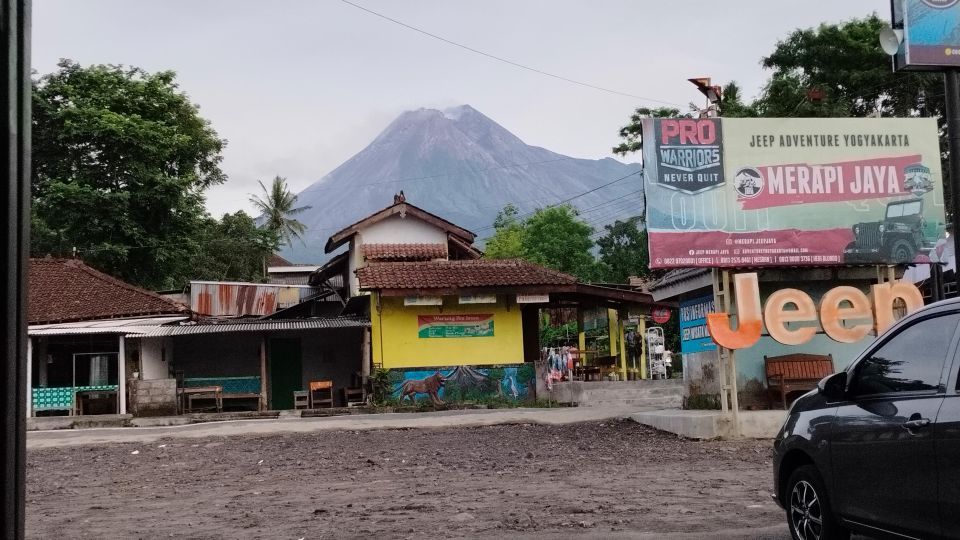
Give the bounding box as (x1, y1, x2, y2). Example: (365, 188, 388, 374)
(642, 117, 946, 268)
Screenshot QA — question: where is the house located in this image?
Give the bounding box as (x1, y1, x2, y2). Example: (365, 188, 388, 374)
(27, 258, 189, 417)
(311, 198, 661, 404)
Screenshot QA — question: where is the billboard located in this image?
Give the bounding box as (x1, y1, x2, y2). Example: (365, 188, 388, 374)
(895, 0, 960, 69)
(643, 117, 946, 268)
(679, 296, 716, 354)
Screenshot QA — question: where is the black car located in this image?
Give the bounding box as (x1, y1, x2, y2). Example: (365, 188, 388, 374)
(773, 297, 960, 540)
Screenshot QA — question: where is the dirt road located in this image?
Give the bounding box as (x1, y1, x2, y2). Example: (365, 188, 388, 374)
(27, 420, 783, 539)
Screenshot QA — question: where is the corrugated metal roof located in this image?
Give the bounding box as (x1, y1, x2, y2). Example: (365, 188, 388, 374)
(140, 317, 370, 337)
(190, 281, 321, 317)
(28, 316, 190, 337)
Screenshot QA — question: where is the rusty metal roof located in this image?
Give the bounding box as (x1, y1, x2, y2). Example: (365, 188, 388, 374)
(189, 281, 320, 317)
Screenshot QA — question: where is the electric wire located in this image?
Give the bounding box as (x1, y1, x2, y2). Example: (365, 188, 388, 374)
(339, 0, 681, 106)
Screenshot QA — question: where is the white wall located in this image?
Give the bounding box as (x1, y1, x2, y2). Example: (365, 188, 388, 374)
(140, 337, 173, 380)
(347, 214, 449, 296)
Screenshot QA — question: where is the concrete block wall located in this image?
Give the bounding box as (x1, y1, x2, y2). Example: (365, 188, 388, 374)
(129, 378, 177, 417)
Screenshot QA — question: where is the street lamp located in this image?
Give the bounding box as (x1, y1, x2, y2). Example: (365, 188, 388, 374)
(688, 77, 723, 117)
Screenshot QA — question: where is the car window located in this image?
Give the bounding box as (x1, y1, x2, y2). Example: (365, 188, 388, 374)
(850, 313, 960, 397)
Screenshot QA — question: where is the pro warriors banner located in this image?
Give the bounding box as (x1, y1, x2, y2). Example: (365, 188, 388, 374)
(643, 117, 946, 268)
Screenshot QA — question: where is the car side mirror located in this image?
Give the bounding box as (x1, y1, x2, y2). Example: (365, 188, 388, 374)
(818, 371, 847, 401)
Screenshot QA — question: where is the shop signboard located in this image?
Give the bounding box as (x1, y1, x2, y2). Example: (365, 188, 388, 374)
(417, 314, 494, 338)
(895, 0, 960, 70)
(643, 117, 946, 268)
(405, 296, 443, 306)
(679, 296, 716, 354)
(516, 294, 550, 304)
(652, 307, 671, 324)
(458, 294, 497, 304)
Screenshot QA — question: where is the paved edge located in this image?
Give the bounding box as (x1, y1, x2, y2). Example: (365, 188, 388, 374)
(27, 406, 646, 449)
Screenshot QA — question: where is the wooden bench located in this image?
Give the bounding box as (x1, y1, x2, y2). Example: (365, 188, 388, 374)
(182, 376, 262, 412)
(765, 353, 834, 409)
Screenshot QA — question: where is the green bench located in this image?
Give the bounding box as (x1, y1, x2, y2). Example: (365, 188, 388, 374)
(182, 376, 262, 411)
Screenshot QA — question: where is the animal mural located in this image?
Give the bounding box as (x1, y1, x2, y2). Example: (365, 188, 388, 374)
(391, 364, 536, 404)
(398, 371, 446, 405)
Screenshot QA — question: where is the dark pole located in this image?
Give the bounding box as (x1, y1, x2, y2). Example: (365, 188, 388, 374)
(946, 69, 960, 297)
(1, 1, 31, 538)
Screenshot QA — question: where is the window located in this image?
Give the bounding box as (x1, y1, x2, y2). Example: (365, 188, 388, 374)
(850, 313, 959, 396)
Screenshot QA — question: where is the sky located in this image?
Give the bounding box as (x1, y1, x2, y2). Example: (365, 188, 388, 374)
(33, 0, 881, 217)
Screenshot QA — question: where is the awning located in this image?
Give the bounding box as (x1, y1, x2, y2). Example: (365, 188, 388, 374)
(138, 317, 370, 337)
(28, 316, 189, 337)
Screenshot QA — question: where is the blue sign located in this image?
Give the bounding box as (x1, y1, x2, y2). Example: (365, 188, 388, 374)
(680, 296, 716, 354)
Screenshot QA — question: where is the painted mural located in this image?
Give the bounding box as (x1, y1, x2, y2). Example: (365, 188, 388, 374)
(390, 364, 535, 404)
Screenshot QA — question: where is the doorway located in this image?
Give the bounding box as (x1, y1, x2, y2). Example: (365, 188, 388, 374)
(269, 338, 302, 410)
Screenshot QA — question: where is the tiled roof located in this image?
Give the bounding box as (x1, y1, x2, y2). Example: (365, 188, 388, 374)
(29, 258, 187, 324)
(363, 243, 448, 261)
(356, 259, 577, 290)
(268, 253, 293, 266)
(325, 201, 476, 253)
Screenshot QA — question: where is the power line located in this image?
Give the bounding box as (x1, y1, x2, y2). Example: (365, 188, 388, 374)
(473, 169, 642, 234)
(339, 0, 682, 107)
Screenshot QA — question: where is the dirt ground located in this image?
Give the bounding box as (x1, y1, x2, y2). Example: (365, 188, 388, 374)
(27, 420, 782, 539)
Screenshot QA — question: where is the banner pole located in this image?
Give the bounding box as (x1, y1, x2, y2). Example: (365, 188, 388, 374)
(945, 69, 960, 296)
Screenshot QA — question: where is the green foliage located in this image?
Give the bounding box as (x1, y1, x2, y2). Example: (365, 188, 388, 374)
(484, 204, 525, 259)
(521, 205, 598, 281)
(613, 107, 692, 156)
(371, 367, 394, 405)
(192, 211, 279, 282)
(756, 15, 941, 119)
(595, 217, 652, 283)
(249, 175, 312, 247)
(31, 60, 226, 290)
(539, 320, 578, 347)
(484, 203, 599, 281)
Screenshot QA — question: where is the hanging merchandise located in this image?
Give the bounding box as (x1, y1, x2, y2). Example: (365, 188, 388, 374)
(646, 327, 667, 379)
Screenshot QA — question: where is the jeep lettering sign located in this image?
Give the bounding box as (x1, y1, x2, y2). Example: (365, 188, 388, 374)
(645, 118, 724, 194)
(643, 118, 947, 268)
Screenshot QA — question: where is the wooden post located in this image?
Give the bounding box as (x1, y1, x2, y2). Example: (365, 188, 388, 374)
(259, 336, 268, 411)
(360, 327, 371, 379)
(576, 309, 586, 355)
(638, 316, 647, 379)
(617, 313, 627, 381)
(25, 337, 30, 419)
(118, 335, 127, 415)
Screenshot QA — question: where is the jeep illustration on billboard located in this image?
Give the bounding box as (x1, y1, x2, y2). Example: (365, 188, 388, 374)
(843, 196, 945, 264)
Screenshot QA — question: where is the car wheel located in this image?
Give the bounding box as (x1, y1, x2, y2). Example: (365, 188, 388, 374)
(889, 239, 914, 263)
(786, 465, 849, 540)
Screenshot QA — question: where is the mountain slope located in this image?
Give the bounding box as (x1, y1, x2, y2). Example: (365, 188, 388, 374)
(282, 105, 642, 262)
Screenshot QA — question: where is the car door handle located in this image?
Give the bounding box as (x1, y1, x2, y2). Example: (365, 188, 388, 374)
(903, 418, 931, 429)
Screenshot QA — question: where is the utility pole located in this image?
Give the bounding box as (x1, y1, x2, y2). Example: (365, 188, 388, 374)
(1, 1, 31, 538)
(945, 70, 960, 298)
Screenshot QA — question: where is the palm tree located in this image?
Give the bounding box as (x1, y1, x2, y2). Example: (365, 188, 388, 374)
(249, 175, 312, 246)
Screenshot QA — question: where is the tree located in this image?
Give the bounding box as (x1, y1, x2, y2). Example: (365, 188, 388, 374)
(756, 15, 942, 119)
(521, 205, 598, 281)
(31, 60, 226, 289)
(193, 212, 279, 282)
(249, 175, 312, 246)
(596, 217, 651, 283)
(484, 204, 525, 259)
(613, 106, 692, 156)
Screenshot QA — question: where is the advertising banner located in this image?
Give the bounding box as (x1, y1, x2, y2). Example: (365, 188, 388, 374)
(417, 314, 494, 338)
(679, 296, 716, 354)
(643, 117, 946, 268)
(900, 0, 960, 69)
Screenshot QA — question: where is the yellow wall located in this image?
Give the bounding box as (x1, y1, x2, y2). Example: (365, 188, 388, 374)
(372, 293, 524, 369)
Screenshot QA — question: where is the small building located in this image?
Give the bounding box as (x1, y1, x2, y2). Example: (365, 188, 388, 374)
(313, 198, 661, 405)
(27, 258, 188, 417)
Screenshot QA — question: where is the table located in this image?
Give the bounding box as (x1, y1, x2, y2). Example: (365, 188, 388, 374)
(74, 389, 119, 415)
(179, 385, 223, 413)
(574, 365, 602, 381)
